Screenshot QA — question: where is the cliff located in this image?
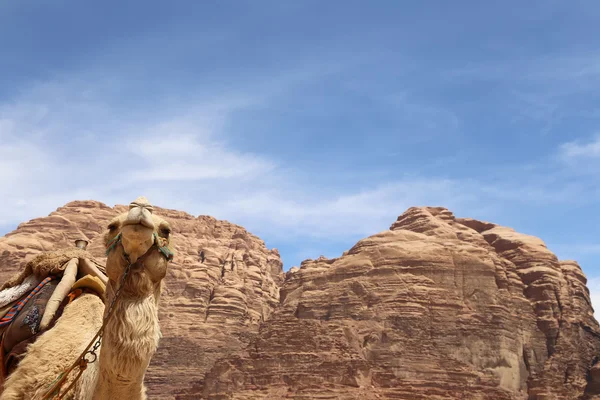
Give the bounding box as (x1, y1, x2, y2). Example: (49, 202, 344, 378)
(1, 203, 598, 399)
(202, 207, 600, 400)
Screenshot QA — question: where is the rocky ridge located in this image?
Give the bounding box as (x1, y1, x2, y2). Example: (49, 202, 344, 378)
(202, 207, 600, 399)
(1, 203, 599, 399)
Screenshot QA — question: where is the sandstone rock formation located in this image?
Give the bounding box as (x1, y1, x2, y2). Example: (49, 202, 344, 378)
(1, 203, 598, 399)
(202, 207, 600, 400)
(0, 200, 284, 399)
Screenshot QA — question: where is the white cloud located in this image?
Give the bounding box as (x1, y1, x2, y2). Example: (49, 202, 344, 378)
(560, 135, 600, 159)
(0, 68, 598, 311)
(0, 74, 486, 242)
(127, 131, 275, 182)
(0, 78, 276, 224)
(2, 74, 600, 311)
(205, 179, 488, 239)
(0, 75, 594, 243)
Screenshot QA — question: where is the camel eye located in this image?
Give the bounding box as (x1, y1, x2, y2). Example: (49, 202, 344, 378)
(108, 222, 119, 232)
(159, 226, 171, 238)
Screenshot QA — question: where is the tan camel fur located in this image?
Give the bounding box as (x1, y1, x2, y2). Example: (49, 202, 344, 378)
(0, 197, 174, 400)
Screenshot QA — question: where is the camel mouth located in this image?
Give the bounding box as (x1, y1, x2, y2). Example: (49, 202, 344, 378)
(120, 222, 156, 264)
(123, 205, 155, 230)
(122, 218, 154, 229)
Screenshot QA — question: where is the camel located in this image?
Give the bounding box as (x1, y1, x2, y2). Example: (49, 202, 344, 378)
(0, 196, 174, 400)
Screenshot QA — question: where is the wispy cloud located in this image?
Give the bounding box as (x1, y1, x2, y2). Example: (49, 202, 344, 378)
(444, 51, 600, 137)
(215, 179, 484, 240)
(0, 72, 597, 240)
(0, 80, 273, 223)
(560, 135, 600, 159)
(0, 66, 477, 240)
(127, 130, 275, 182)
(1, 47, 599, 302)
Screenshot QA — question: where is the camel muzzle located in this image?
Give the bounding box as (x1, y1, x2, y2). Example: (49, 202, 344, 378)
(123, 206, 154, 230)
(105, 196, 174, 263)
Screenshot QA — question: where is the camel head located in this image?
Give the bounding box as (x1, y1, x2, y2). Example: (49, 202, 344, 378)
(103, 196, 174, 298)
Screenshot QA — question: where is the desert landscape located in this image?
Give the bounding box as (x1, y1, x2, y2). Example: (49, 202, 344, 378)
(1, 200, 598, 399)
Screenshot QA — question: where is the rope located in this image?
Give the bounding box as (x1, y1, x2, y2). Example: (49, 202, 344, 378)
(104, 233, 122, 257)
(57, 360, 87, 398)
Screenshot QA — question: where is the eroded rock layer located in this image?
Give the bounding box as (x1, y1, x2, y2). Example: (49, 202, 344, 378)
(1, 203, 598, 399)
(202, 207, 600, 400)
(0, 201, 283, 398)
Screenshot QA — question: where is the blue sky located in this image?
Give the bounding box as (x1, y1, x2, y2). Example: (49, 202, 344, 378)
(1, 1, 600, 306)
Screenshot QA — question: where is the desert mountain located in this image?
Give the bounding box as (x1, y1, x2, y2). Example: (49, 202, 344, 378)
(1, 202, 599, 399)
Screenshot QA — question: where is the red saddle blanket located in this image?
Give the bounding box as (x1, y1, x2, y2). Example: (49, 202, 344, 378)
(0, 277, 61, 377)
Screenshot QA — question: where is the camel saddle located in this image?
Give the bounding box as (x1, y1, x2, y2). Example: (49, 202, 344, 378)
(0, 257, 107, 380)
(0, 278, 60, 376)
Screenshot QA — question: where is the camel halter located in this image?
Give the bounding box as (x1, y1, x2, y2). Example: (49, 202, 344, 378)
(42, 233, 173, 399)
(106, 232, 174, 261)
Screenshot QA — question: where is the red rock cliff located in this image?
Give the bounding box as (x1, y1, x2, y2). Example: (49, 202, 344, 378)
(202, 207, 600, 400)
(1, 203, 599, 399)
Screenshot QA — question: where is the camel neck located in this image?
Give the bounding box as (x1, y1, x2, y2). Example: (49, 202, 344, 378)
(93, 373, 147, 400)
(93, 289, 161, 400)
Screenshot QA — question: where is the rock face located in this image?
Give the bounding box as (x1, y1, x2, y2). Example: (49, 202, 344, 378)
(0, 200, 284, 399)
(202, 207, 600, 400)
(1, 203, 599, 399)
